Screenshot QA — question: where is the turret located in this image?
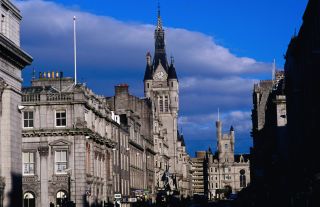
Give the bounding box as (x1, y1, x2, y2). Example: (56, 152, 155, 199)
(144, 52, 153, 98)
(230, 125, 235, 152)
(169, 56, 179, 113)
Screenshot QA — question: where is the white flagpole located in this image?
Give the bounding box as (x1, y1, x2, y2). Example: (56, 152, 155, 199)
(73, 16, 77, 85)
(272, 58, 276, 81)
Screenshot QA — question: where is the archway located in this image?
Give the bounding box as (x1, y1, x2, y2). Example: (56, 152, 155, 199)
(23, 192, 35, 207)
(224, 185, 232, 198)
(56, 190, 68, 207)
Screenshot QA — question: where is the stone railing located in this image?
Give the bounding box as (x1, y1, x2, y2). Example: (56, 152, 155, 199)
(22, 94, 40, 102)
(22, 93, 73, 103)
(46, 93, 73, 101)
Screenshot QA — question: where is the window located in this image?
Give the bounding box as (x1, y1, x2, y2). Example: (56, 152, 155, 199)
(225, 144, 228, 149)
(23, 111, 34, 128)
(86, 143, 91, 174)
(147, 83, 150, 88)
(240, 169, 246, 187)
(56, 110, 66, 127)
(159, 96, 163, 112)
(23, 152, 35, 175)
(225, 175, 231, 180)
(55, 150, 67, 173)
(56, 191, 67, 207)
(164, 96, 169, 112)
(23, 192, 35, 207)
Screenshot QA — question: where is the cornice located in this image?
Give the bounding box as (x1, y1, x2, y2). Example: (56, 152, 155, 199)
(0, 34, 33, 69)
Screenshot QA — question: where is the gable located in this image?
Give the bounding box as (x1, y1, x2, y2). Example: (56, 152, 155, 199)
(153, 61, 168, 81)
(49, 139, 72, 147)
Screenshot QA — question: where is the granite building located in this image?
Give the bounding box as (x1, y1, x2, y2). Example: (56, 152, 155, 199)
(191, 151, 206, 196)
(21, 74, 130, 207)
(284, 0, 320, 206)
(106, 84, 156, 201)
(144, 8, 191, 197)
(0, 0, 32, 206)
(250, 70, 287, 206)
(191, 119, 250, 200)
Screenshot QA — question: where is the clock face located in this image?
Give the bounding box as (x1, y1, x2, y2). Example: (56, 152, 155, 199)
(154, 71, 165, 80)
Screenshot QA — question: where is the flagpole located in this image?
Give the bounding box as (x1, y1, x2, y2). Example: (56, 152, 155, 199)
(73, 16, 77, 85)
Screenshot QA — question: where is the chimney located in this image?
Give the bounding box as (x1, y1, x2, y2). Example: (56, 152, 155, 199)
(115, 84, 129, 95)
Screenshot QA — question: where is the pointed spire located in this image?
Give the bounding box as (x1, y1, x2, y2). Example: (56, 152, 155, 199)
(153, 1, 168, 71)
(157, 0, 163, 31)
(144, 52, 153, 81)
(218, 108, 220, 121)
(170, 56, 174, 65)
(168, 55, 178, 80)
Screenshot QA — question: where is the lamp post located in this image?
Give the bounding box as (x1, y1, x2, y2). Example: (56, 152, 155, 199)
(65, 168, 72, 204)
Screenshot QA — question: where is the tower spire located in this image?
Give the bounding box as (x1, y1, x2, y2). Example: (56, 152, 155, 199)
(153, 1, 168, 71)
(157, 1, 163, 31)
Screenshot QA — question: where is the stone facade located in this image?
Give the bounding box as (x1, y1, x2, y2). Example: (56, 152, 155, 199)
(143, 9, 192, 197)
(250, 71, 287, 193)
(191, 120, 250, 200)
(0, 0, 32, 206)
(107, 84, 156, 202)
(191, 151, 206, 196)
(21, 75, 129, 207)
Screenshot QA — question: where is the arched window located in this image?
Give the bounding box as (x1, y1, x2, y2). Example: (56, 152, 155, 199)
(56, 191, 67, 207)
(23, 192, 35, 207)
(240, 169, 246, 188)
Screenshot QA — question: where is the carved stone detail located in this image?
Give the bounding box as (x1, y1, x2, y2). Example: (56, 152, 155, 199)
(0, 78, 7, 115)
(38, 145, 49, 156)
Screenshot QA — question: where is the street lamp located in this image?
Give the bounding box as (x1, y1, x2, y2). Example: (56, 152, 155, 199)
(65, 168, 72, 203)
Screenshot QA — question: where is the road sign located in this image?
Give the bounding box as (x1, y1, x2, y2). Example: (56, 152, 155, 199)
(128, 198, 137, 203)
(114, 194, 122, 199)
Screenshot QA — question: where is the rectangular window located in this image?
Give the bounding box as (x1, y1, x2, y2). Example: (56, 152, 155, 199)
(23, 152, 35, 175)
(55, 150, 67, 173)
(23, 111, 34, 128)
(159, 96, 163, 112)
(164, 96, 169, 112)
(56, 110, 66, 127)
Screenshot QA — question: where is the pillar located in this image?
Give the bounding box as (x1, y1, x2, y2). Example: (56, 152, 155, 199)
(38, 145, 49, 206)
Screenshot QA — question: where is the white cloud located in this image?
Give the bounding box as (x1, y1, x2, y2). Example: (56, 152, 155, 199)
(16, 0, 272, 77)
(15, 0, 270, 153)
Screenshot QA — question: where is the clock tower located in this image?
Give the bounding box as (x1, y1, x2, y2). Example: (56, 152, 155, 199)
(144, 8, 180, 177)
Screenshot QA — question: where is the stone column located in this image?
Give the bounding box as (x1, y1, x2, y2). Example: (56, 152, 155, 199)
(0, 79, 5, 207)
(38, 145, 49, 207)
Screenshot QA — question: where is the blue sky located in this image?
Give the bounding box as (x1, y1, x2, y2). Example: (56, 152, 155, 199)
(16, 0, 308, 157)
